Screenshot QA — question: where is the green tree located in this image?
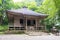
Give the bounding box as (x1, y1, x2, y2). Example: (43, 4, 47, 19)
(0, 0, 14, 25)
(34, 0, 58, 31)
(36, 0, 57, 25)
(35, 0, 43, 6)
(53, 0, 60, 24)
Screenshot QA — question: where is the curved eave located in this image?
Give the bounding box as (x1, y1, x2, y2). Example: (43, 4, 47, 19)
(6, 8, 48, 18)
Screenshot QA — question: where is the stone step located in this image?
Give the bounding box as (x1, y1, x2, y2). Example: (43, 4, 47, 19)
(25, 31, 49, 36)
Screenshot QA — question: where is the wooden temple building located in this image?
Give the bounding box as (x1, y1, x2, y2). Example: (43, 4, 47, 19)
(6, 8, 48, 32)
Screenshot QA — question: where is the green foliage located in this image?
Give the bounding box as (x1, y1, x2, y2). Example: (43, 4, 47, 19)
(0, 0, 15, 25)
(53, 0, 60, 22)
(37, 0, 60, 30)
(35, 0, 58, 26)
(27, 2, 38, 11)
(0, 25, 8, 32)
(0, 13, 2, 16)
(46, 25, 52, 32)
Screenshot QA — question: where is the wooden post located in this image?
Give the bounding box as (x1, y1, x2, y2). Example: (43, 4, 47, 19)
(45, 24, 46, 31)
(36, 19, 37, 31)
(26, 16, 27, 31)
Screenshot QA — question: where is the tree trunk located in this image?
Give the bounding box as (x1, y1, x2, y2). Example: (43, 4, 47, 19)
(0, 16, 3, 25)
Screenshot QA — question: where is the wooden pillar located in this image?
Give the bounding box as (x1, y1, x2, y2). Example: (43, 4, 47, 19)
(36, 19, 37, 31)
(26, 17, 27, 31)
(8, 14, 14, 31)
(45, 24, 46, 30)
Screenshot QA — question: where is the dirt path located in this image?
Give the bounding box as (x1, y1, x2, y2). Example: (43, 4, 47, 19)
(0, 34, 60, 40)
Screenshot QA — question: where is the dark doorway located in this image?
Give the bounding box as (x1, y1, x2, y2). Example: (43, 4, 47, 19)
(27, 20, 35, 26)
(20, 19, 23, 24)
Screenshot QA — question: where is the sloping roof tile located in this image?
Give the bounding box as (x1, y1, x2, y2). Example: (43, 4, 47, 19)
(7, 8, 48, 16)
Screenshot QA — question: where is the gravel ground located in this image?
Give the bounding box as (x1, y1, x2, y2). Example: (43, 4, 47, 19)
(0, 34, 60, 40)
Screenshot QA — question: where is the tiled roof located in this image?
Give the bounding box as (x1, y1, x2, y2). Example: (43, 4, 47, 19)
(7, 8, 48, 16)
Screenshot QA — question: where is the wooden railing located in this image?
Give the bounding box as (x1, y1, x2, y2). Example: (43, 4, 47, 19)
(9, 27, 25, 30)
